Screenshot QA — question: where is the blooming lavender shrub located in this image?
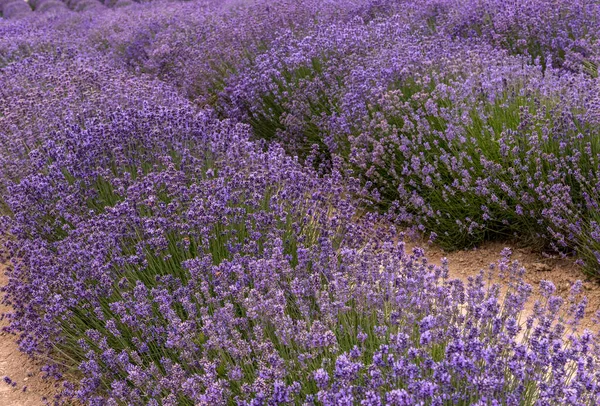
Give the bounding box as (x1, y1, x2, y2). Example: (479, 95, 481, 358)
(0, 1, 599, 404)
(3, 105, 600, 403)
(339, 0, 600, 76)
(440, 0, 600, 76)
(82, 0, 378, 103)
(0, 53, 191, 211)
(1, 0, 32, 18)
(222, 11, 600, 275)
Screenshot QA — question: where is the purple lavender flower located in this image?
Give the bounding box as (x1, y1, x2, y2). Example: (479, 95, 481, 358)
(1, 1, 599, 405)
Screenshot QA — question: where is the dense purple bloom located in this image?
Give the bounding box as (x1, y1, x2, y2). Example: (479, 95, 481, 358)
(220, 1, 600, 274)
(0, 0, 599, 404)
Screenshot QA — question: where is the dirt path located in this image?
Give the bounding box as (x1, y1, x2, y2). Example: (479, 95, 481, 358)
(0, 264, 57, 406)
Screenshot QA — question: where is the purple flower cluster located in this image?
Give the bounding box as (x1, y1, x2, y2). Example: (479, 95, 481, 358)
(1, 0, 600, 404)
(220, 4, 600, 274)
(1, 0, 32, 18)
(81, 0, 374, 102)
(5, 153, 600, 404)
(441, 0, 600, 74)
(0, 52, 189, 201)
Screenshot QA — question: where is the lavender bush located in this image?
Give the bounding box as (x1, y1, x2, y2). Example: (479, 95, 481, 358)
(1, 0, 600, 404)
(222, 10, 600, 275)
(3, 104, 599, 403)
(0, 52, 190, 206)
(1, 0, 32, 18)
(82, 0, 376, 102)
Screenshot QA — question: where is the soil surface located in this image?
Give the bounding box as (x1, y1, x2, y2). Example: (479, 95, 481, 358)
(407, 240, 600, 331)
(0, 242, 598, 405)
(0, 264, 58, 406)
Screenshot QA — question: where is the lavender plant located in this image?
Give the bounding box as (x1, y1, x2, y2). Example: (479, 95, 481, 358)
(1, 1, 600, 404)
(0, 53, 190, 208)
(440, 0, 600, 76)
(82, 0, 376, 102)
(1, 0, 32, 18)
(3, 107, 599, 403)
(222, 13, 600, 275)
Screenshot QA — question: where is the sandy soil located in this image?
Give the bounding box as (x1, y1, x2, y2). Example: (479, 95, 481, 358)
(406, 240, 600, 331)
(0, 264, 58, 406)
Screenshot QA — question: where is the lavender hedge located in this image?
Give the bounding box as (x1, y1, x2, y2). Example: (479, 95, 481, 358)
(220, 5, 600, 276)
(3, 98, 599, 403)
(1, 0, 600, 404)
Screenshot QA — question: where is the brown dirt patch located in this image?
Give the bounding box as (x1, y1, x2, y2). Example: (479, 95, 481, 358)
(0, 264, 58, 406)
(408, 240, 600, 331)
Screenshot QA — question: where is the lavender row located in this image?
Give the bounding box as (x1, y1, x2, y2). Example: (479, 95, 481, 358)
(2, 81, 598, 403)
(219, 7, 600, 276)
(18, 0, 595, 273)
(0, 1, 599, 404)
(1, 0, 32, 18)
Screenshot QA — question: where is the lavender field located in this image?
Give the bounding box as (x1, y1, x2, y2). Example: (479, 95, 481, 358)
(1, 0, 600, 404)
